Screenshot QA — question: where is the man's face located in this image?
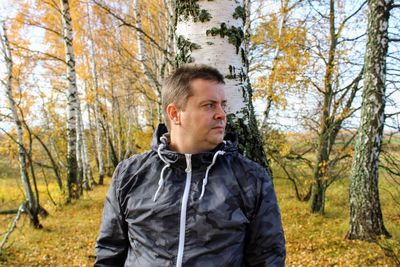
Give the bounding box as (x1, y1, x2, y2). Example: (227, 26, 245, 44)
(177, 79, 227, 153)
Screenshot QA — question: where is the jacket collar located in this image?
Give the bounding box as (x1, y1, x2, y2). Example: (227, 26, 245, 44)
(151, 124, 237, 167)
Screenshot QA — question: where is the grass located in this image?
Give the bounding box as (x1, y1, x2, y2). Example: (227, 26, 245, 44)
(0, 165, 399, 266)
(0, 177, 106, 266)
(277, 177, 400, 266)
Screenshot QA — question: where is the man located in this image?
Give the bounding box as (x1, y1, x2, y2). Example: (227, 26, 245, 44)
(95, 64, 286, 266)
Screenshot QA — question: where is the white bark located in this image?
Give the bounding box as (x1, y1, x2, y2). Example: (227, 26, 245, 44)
(0, 203, 24, 250)
(347, 0, 392, 240)
(125, 92, 133, 157)
(1, 23, 38, 217)
(175, 0, 269, 169)
(76, 90, 94, 188)
(133, 0, 163, 121)
(86, 2, 105, 183)
(176, 0, 247, 117)
(163, 0, 176, 71)
(76, 98, 83, 176)
(81, 118, 94, 189)
(84, 82, 97, 186)
(60, 0, 79, 198)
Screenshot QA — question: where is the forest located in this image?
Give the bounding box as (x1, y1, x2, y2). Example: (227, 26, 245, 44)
(0, 0, 399, 266)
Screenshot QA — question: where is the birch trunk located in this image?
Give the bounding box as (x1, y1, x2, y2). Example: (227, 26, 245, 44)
(109, 83, 119, 167)
(77, 97, 91, 191)
(347, 0, 392, 241)
(79, 103, 94, 190)
(175, 0, 269, 170)
(125, 92, 134, 158)
(1, 22, 40, 227)
(86, 2, 105, 185)
(84, 82, 98, 186)
(0, 204, 24, 249)
(76, 99, 84, 194)
(133, 0, 163, 122)
(60, 0, 80, 200)
(162, 0, 175, 77)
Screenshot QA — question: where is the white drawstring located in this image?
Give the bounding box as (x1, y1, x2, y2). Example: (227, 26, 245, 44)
(153, 163, 170, 201)
(199, 151, 225, 200)
(154, 134, 226, 201)
(154, 137, 171, 201)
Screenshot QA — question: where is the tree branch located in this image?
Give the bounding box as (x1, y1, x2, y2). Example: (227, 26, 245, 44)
(91, 0, 171, 58)
(10, 43, 66, 64)
(0, 203, 25, 250)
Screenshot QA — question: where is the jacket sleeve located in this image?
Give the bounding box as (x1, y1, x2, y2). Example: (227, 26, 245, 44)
(244, 167, 286, 267)
(95, 162, 129, 267)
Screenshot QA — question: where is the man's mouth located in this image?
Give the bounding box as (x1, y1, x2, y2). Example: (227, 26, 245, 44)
(212, 125, 225, 130)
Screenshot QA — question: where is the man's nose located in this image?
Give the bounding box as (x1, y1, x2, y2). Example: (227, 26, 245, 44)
(214, 104, 226, 121)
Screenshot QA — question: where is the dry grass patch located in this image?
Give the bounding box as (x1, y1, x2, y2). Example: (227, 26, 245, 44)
(0, 180, 109, 267)
(0, 173, 399, 266)
(276, 178, 400, 266)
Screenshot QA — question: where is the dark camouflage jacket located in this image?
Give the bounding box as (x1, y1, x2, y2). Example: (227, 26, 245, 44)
(95, 124, 285, 267)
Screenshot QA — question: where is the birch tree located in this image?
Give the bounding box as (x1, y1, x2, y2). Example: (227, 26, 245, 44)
(347, 0, 393, 241)
(86, 2, 105, 185)
(175, 0, 269, 169)
(60, 0, 80, 200)
(0, 22, 40, 227)
(133, 0, 162, 120)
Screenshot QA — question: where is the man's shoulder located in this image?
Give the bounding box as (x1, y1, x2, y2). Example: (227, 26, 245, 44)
(231, 152, 265, 172)
(117, 150, 154, 171)
(112, 150, 155, 181)
(225, 153, 272, 187)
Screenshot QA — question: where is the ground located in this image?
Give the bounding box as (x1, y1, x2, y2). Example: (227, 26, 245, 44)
(0, 173, 399, 266)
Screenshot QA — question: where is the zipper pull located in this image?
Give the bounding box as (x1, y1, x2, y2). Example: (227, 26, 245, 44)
(185, 154, 192, 173)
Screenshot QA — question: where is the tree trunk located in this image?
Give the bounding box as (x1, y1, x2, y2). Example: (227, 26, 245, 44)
(76, 97, 86, 193)
(84, 82, 98, 186)
(309, 0, 336, 214)
(125, 91, 134, 158)
(133, 0, 163, 122)
(106, 82, 119, 168)
(79, 104, 94, 190)
(33, 133, 63, 191)
(347, 0, 392, 241)
(76, 102, 84, 194)
(60, 0, 80, 201)
(175, 0, 270, 171)
(41, 102, 67, 171)
(86, 2, 105, 185)
(1, 22, 40, 228)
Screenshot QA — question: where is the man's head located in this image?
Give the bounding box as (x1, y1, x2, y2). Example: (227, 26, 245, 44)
(161, 64, 227, 153)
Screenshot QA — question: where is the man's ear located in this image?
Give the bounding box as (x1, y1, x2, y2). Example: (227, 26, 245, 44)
(166, 103, 181, 125)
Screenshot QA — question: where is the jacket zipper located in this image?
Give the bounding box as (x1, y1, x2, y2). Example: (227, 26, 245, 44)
(176, 154, 192, 267)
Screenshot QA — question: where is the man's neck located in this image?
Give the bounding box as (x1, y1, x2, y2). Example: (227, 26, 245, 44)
(169, 133, 211, 154)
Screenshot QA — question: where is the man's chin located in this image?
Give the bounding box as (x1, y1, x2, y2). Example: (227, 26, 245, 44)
(211, 135, 224, 145)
